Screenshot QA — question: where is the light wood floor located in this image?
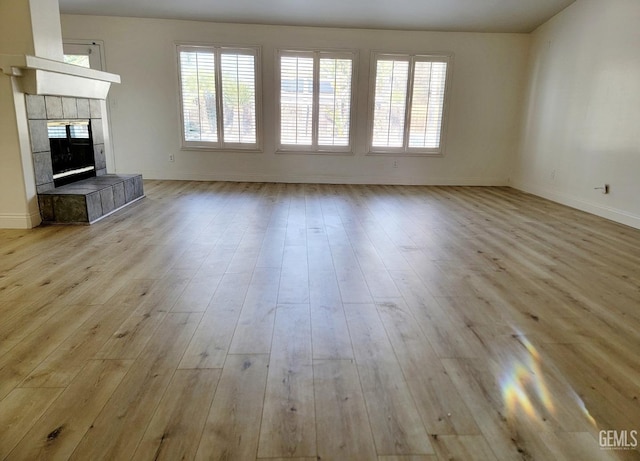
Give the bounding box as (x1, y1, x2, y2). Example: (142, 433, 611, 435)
(0, 181, 639, 461)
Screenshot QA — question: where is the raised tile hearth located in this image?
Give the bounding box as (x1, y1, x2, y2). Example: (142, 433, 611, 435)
(38, 174, 144, 224)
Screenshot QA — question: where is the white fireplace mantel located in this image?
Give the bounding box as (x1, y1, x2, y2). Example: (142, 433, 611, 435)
(0, 54, 120, 99)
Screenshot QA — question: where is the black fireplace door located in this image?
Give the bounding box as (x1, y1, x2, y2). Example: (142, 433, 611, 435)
(49, 120, 96, 187)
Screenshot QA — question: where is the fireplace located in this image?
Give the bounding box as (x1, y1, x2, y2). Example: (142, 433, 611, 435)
(24, 95, 144, 224)
(48, 119, 96, 187)
(0, 0, 128, 229)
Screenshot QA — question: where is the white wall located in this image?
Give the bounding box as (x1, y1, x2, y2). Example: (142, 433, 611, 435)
(0, 0, 35, 56)
(0, 0, 53, 229)
(0, 78, 30, 228)
(513, 0, 640, 228)
(0, 76, 42, 229)
(61, 15, 529, 185)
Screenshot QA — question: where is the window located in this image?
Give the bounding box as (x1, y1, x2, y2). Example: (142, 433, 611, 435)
(369, 53, 450, 155)
(277, 50, 356, 152)
(177, 45, 260, 150)
(63, 54, 91, 68)
(63, 41, 104, 70)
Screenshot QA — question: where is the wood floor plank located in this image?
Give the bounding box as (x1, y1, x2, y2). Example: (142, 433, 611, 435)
(538, 431, 620, 461)
(195, 354, 269, 461)
(126, 243, 188, 281)
(229, 267, 279, 354)
(314, 359, 378, 461)
(377, 456, 437, 461)
(69, 312, 201, 460)
(132, 369, 221, 461)
(259, 458, 316, 461)
(94, 309, 168, 360)
(278, 244, 310, 304)
(0, 299, 63, 356)
(429, 434, 499, 461)
(171, 273, 222, 312)
(7, 359, 132, 461)
(21, 280, 153, 388)
(365, 269, 403, 299)
(376, 299, 481, 436)
(0, 387, 63, 460)
(258, 304, 316, 458)
(344, 303, 433, 456)
(171, 242, 214, 271)
(441, 358, 556, 460)
(389, 270, 485, 359)
(256, 227, 287, 269)
(330, 244, 373, 304)
(0, 303, 99, 400)
(479, 332, 604, 434)
(539, 342, 640, 431)
(225, 231, 266, 275)
(179, 272, 252, 369)
(307, 236, 335, 273)
(198, 245, 236, 276)
(93, 274, 190, 359)
(309, 270, 353, 360)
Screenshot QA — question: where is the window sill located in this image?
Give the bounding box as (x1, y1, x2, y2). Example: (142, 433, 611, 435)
(366, 150, 444, 157)
(275, 149, 354, 156)
(181, 145, 263, 153)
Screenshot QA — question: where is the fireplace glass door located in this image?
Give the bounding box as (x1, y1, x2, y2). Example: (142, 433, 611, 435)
(48, 120, 96, 187)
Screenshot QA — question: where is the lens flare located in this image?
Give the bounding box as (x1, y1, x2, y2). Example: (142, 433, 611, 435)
(570, 388, 597, 427)
(500, 331, 598, 429)
(500, 332, 555, 422)
(503, 363, 537, 418)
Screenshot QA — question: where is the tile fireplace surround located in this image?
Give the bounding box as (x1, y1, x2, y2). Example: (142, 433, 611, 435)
(26, 94, 144, 224)
(26, 94, 106, 193)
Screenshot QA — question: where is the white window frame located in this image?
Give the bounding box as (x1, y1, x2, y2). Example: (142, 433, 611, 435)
(276, 49, 357, 154)
(63, 40, 105, 70)
(176, 43, 262, 151)
(368, 52, 452, 156)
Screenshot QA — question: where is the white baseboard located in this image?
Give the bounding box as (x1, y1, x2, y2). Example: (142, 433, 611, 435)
(0, 210, 41, 229)
(134, 170, 508, 187)
(511, 180, 640, 230)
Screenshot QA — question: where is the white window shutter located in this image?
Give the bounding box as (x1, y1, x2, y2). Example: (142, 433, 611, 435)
(408, 60, 447, 149)
(221, 53, 257, 145)
(180, 50, 218, 143)
(372, 59, 409, 148)
(280, 55, 314, 145)
(318, 58, 352, 147)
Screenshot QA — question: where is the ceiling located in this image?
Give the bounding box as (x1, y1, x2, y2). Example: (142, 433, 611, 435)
(58, 0, 576, 33)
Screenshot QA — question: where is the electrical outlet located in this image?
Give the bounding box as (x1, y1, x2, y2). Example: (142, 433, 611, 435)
(169, 154, 175, 162)
(550, 169, 556, 181)
(393, 160, 398, 168)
